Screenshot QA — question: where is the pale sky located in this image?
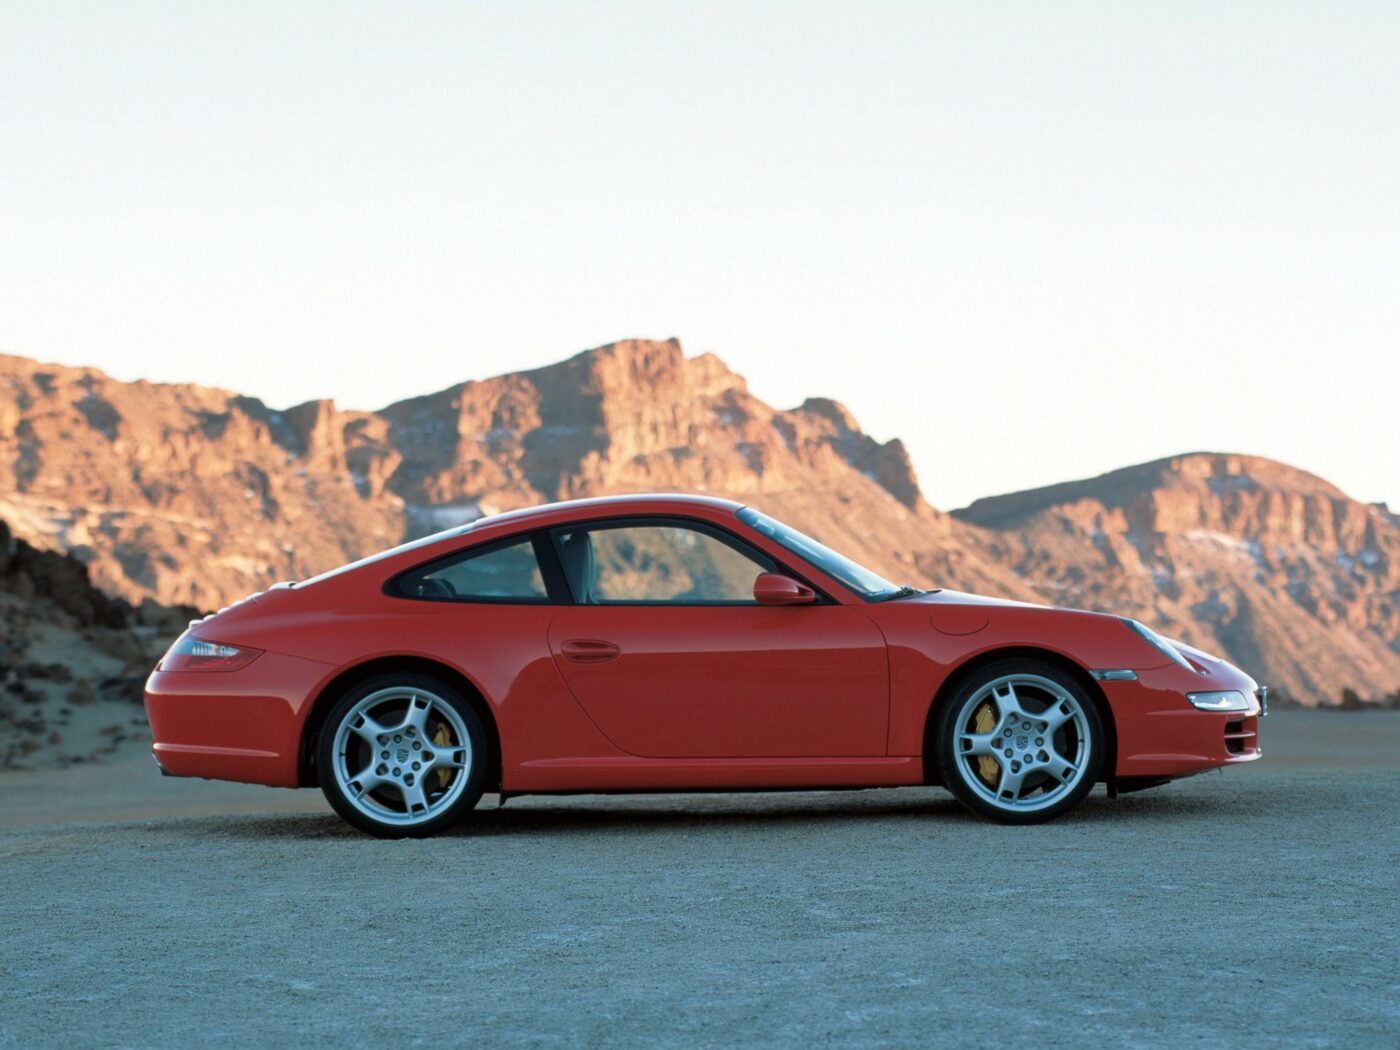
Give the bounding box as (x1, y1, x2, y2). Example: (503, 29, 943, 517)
(2, 2, 1398, 511)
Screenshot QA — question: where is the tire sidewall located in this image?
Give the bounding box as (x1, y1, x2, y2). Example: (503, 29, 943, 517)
(935, 659, 1104, 824)
(316, 672, 489, 839)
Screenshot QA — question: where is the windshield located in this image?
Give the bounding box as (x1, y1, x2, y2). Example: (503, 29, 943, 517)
(736, 507, 903, 600)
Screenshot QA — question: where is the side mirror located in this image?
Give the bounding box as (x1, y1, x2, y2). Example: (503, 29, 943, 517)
(753, 572, 817, 606)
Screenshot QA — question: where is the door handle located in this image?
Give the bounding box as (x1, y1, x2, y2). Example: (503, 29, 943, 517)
(560, 639, 622, 664)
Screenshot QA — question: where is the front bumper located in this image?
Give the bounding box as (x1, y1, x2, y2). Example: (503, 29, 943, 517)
(144, 649, 334, 788)
(1101, 663, 1264, 779)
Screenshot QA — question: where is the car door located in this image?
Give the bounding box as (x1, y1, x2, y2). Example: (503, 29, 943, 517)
(545, 518, 889, 758)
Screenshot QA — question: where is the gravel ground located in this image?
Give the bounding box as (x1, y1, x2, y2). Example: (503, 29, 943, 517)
(1, 711, 1398, 1048)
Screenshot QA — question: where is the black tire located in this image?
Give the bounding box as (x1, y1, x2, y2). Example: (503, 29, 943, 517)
(316, 671, 489, 839)
(934, 658, 1104, 824)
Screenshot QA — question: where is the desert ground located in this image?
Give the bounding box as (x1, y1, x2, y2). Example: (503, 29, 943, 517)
(1, 709, 1397, 1048)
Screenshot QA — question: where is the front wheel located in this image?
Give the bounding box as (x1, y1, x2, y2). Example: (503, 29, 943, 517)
(317, 672, 489, 838)
(935, 659, 1104, 824)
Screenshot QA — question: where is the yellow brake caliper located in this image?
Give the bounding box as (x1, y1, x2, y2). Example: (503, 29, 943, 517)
(973, 702, 1000, 786)
(433, 724, 453, 790)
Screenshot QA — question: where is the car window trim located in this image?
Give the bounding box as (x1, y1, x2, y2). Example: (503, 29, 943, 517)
(544, 514, 835, 607)
(531, 530, 573, 603)
(383, 532, 563, 605)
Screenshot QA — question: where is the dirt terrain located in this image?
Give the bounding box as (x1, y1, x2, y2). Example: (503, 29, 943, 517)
(1, 710, 1397, 1048)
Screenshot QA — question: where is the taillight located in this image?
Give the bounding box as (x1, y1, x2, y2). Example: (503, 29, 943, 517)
(159, 634, 263, 673)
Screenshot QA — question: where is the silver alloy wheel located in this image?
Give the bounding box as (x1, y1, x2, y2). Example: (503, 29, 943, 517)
(952, 673, 1091, 814)
(331, 686, 473, 827)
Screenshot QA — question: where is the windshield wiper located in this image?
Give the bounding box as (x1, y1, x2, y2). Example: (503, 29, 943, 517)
(874, 584, 925, 602)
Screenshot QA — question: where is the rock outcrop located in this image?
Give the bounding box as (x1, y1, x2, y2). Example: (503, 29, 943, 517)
(2, 344, 1397, 705)
(0, 341, 1029, 610)
(957, 453, 1400, 704)
(0, 519, 194, 768)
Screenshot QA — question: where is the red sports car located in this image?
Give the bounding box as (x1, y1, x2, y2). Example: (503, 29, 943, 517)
(145, 495, 1264, 837)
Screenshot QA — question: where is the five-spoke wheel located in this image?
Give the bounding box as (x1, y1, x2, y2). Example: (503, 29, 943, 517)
(317, 672, 488, 838)
(936, 659, 1103, 823)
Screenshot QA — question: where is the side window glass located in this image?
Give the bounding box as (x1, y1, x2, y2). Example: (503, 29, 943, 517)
(555, 524, 774, 604)
(399, 538, 547, 601)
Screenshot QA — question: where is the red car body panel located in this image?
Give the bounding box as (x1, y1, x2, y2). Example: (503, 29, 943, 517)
(546, 605, 889, 758)
(146, 650, 332, 786)
(144, 495, 1262, 794)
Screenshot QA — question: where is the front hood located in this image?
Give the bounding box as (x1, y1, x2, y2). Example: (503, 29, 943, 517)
(912, 589, 1180, 669)
(914, 588, 1071, 614)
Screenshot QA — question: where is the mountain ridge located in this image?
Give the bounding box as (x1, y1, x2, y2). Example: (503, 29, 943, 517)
(1, 341, 1396, 704)
(955, 452, 1351, 527)
(955, 450, 1400, 703)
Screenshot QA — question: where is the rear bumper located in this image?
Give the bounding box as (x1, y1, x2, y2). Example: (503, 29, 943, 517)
(144, 650, 334, 788)
(1106, 664, 1263, 778)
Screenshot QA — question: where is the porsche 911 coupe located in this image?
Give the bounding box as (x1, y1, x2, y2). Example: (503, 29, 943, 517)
(145, 494, 1265, 837)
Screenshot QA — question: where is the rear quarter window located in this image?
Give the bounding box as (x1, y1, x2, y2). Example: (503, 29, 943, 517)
(393, 537, 548, 602)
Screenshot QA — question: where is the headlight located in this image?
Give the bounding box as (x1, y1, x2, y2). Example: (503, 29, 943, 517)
(1186, 690, 1250, 712)
(1121, 618, 1196, 671)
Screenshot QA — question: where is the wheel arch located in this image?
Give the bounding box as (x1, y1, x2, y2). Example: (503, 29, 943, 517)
(920, 646, 1117, 786)
(298, 655, 503, 791)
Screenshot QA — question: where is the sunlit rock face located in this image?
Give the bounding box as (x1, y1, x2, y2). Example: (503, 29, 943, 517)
(956, 453, 1400, 704)
(2, 344, 1397, 704)
(0, 339, 1015, 610)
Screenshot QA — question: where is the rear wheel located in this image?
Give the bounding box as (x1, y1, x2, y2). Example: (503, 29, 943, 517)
(316, 672, 488, 838)
(935, 659, 1103, 824)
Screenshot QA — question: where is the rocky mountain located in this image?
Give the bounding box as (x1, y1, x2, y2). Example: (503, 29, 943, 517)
(0, 355, 402, 608)
(1, 340, 1396, 705)
(0, 340, 1029, 610)
(957, 454, 1400, 705)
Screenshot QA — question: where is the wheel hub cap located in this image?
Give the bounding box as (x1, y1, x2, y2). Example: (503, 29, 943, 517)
(332, 687, 472, 827)
(955, 674, 1091, 813)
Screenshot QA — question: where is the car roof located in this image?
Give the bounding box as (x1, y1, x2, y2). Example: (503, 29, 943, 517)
(473, 493, 743, 530)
